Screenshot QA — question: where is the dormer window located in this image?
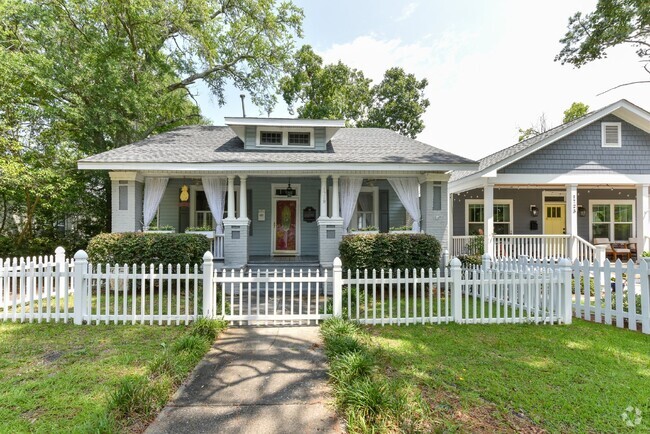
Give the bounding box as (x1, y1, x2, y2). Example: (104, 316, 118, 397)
(256, 128, 314, 148)
(601, 122, 622, 147)
(260, 131, 282, 146)
(288, 132, 311, 146)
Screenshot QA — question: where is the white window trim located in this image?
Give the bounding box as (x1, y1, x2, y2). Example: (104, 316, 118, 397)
(351, 186, 379, 230)
(601, 122, 622, 148)
(189, 184, 240, 228)
(465, 199, 514, 235)
(256, 127, 315, 148)
(588, 199, 635, 242)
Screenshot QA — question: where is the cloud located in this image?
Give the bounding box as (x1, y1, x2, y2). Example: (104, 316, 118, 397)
(316, 18, 650, 160)
(396, 2, 418, 21)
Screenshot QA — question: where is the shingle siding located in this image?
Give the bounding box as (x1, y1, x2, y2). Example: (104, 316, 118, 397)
(501, 115, 650, 174)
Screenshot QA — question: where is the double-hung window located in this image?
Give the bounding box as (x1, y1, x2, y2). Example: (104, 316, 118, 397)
(590, 201, 634, 241)
(466, 200, 512, 235)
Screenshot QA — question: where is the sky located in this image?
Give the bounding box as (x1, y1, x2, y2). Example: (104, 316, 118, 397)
(192, 0, 650, 161)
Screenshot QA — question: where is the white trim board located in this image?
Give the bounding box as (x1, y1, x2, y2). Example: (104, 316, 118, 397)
(588, 199, 635, 242)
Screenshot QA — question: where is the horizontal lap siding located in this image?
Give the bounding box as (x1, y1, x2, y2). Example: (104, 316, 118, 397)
(158, 179, 184, 230)
(501, 115, 650, 174)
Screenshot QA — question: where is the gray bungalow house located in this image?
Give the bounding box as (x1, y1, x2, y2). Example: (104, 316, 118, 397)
(449, 99, 650, 262)
(78, 117, 476, 268)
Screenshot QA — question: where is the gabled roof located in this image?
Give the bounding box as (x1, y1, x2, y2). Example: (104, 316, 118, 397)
(78, 126, 477, 171)
(449, 99, 650, 185)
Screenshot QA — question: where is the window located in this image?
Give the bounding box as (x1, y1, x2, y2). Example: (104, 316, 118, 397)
(288, 132, 311, 146)
(347, 187, 379, 230)
(466, 200, 512, 235)
(118, 181, 128, 210)
(257, 128, 314, 147)
(590, 201, 634, 241)
(260, 131, 282, 146)
(432, 181, 442, 211)
(191, 187, 239, 228)
(601, 122, 622, 147)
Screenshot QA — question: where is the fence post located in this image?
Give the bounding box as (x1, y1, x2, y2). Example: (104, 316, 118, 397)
(55, 246, 66, 297)
(481, 253, 491, 272)
(558, 258, 573, 325)
(332, 257, 343, 317)
(73, 250, 88, 325)
(595, 245, 606, 264)
(441, 249, 449, 276)
(450, 257, 463, 323)
(202, 251, 214, 319)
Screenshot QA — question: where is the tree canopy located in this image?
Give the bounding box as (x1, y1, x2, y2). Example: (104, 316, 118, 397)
(563, 102, 590, 123)
(280, 45, 430, 138)
(0, 0, 303, 254)
(556, 0, 650, 90)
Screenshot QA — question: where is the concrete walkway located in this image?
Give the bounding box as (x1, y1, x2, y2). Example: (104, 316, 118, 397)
(145, 327, 341, 434)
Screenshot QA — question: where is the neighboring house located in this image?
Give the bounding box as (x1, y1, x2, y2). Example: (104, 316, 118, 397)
(449, 99, 650, 262)
(78, 118, 476, 268)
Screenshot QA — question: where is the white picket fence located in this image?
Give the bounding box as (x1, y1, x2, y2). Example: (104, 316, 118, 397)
(341, 259, 570, 326)
(0, 248, 74, 323)
(0, 248, 581, 328)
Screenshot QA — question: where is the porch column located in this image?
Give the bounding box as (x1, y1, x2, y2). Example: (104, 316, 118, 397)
(319, 175, 328, 218)
(483, 183, 494, 258)
(566, 184, 578, 260)
(637, 184, 649, 253)
(226, 175, 235, 219)
(331, 175, 340, 218)
(239, 175, 248, 220)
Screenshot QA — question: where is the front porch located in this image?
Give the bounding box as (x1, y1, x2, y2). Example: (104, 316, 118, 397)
(450, 183, 650, 262)
(112, 171, 450, 269)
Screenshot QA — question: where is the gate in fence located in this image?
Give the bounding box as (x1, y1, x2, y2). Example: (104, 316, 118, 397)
(1, 249, 576, 328)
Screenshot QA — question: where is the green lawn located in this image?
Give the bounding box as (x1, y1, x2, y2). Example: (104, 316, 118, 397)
(0, 322, 187, 433)
(368, 320, 650, 433)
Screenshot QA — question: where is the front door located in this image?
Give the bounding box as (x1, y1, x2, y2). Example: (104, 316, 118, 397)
(544, 203, 565, 234)
(273, 199, 298, 254)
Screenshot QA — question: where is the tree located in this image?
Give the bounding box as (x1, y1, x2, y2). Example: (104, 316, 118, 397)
(518, 113, 549, 141)
(280, 46, 372, 123)
(281, 45, 430, 137)
(362, 68, 430, 138)
(0, 0, 303, 253)
(556, 0, 650, 92)
(563, 102, 590, 123)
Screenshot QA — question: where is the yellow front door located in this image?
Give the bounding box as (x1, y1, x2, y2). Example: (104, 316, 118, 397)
(544, 204, 565, 234)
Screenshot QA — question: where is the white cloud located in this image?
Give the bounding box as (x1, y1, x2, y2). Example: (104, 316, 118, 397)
(396, 2, 418, 21)
(316, 8, 650, 161)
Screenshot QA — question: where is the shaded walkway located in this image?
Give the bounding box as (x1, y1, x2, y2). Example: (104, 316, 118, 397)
(145, 327, 341, 434)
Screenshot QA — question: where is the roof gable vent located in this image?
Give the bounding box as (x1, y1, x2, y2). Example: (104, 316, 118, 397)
(601, 122, 622, 147)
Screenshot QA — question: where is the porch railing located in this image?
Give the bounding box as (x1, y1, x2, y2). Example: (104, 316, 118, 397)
(452, 234, 599, 262)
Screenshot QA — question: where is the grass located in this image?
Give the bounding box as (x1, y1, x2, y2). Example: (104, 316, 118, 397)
(367, 319, 650, 433)
(0, 318, 227, 433)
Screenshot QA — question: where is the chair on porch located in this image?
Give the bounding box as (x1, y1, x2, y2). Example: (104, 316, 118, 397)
(593, 238, 631, 261)
(627, 238, 638, 260)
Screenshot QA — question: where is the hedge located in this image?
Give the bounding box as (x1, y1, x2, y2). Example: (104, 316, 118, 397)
(339, 233, 441, 271)
(87, 233, 210, 266)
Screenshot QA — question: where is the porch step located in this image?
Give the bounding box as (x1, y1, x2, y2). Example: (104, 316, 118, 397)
(245, 255, 321, 273)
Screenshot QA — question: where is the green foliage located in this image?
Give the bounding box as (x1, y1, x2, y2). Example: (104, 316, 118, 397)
(466, 235, 484, 255)
(185, 226, 213, 232)
(339, 233, 441, 271)
(556, 0, 650, 68)
(108, 376, 162, 420)
(351, 226, 378, 232)
(457, 254, 483, 267)
(190, 318, 228, 342)
(146, 226, 175, 231)
(87, 233, 210, 266)
(572, 276, 596, 296)
(361, 67, 430, 138)
(329, 351, 375, 385)
(518, 113, 548, 141)
(0, 0, 303, 252)
(389, 225, 413, 231)
(563, 102, 590, 123)
(281, 45, 429, 137)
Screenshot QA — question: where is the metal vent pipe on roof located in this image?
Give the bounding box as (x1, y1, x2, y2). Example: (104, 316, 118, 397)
(240, 94, 246, 118)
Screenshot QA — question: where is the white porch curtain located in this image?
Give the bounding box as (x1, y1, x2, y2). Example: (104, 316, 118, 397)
(202, 177, 227, 234)
(340, 177, 363, 233)
(143, 177, 169, 229)
(388, 178, 421, 232)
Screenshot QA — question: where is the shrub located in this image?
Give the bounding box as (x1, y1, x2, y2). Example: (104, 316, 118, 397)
(191, 318, 228, 341)
(87, 232, 210, 266)
(458, 254, 483, 267)
(339, 233, 441, 271)
(329, 351, 375, 385)
(572, 276, 595, 296)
